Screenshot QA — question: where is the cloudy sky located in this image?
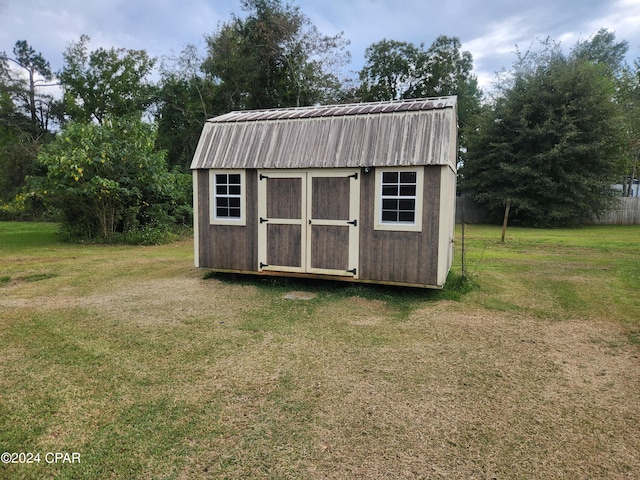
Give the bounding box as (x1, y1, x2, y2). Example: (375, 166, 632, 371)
(1, 0, 639, 93)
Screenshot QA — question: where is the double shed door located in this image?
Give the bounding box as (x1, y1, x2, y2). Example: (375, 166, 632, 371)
(257, 169, 360, 278)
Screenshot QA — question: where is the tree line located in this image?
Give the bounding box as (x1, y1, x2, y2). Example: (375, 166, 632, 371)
(1, 0, 639, 240)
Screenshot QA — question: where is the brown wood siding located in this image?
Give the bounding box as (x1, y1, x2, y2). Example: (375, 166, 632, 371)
(267, 177, 302, 219)
(311, 225, 349, 270)
(312, 176, 350, 220)
(197, 169, 258, 271)
(359, 166, 441, 286)
(196, 170, 211, 266)
(267, 224, 301, 268)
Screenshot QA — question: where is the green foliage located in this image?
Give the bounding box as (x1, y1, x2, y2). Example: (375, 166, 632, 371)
(357, 35, 482, 157)
(358, 39, 422, 101)
(461, 35, 626, 226)
(436, 272, 480, 301)
(57, 35, 157, 124)
(571, 28, 629, 76)
(358, 36, 481, 119)
(30, 117, 190, 241)
(0, 41, 55, 208)
(203, 0, 350, 110)
(617, 60, 640, 196)
(156, 45, 223, 171)
(2, 40, 55, 133)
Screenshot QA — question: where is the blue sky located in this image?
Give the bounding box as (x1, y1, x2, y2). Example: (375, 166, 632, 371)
(1, 0, 639, 93)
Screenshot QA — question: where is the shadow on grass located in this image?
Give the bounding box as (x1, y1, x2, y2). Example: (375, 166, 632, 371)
(204, 271, 478, 318)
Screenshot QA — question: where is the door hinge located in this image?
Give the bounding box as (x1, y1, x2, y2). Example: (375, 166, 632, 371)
(260, 217, 269, 223)
(259, 174, 269, 180)
(347, 268, 357, 275)
(348, 172, 358, 180)
(260, 262, 269, 268)
(347, 219, 357, 227)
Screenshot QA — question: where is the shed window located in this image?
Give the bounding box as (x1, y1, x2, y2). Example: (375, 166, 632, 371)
(210, 170, 246, 226)
(374, 167, 423, 232)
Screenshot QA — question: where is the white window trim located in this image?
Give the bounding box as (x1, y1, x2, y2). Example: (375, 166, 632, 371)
(209, 169, 246, 226)
(374, 167, 424, 232)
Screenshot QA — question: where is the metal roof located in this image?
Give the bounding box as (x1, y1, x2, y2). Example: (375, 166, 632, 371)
(190, 96, 457, 171)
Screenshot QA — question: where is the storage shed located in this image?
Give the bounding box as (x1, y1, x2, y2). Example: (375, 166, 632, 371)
(191, 96, 458, 288)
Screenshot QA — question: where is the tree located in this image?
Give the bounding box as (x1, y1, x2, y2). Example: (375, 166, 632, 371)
(1, 40, 55, 133)
(408, 36, 482, 132)
(617, 60, 640, 197)
(31, 117, 185, 240)
(0, 41, 55, 204)
(461, 37, 626, 226)
(358, 39, 422, 101)
(572, 28, 629, 77)
(357, 36, 482, 149)
(57, 35, 157, 124)
(203, 0, 350, 110)
(156, 45, 223, 171)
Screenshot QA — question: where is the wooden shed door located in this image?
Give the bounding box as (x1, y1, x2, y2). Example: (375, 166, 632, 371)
(258, 171, 307, 273)
(258, 169, 359, 277)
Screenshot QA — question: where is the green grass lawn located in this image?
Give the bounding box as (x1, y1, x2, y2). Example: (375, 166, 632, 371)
(1, 221, 639, 479)
(456, 225, 640, 338)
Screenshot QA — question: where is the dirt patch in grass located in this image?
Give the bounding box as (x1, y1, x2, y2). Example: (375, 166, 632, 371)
(283, 291, 317, 301)
(83, 277, 258, 327)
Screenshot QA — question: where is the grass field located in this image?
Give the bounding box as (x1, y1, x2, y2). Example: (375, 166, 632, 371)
(1, 221, 639, 479)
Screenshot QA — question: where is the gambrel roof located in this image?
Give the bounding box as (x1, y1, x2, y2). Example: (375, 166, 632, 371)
(190, 96, 457, 172)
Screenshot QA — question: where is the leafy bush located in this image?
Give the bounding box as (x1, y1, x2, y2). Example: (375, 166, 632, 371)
(29, 116, 192, 242)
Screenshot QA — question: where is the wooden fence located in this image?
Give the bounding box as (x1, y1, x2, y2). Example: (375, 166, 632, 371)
(589, 197, 640, 225)
(456, 196, 640, 225)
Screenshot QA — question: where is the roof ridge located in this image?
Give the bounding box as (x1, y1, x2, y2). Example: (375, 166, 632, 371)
(209, 96, 457, 123)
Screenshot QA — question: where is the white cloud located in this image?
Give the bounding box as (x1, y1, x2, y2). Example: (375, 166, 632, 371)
(1, 0, 639, 95)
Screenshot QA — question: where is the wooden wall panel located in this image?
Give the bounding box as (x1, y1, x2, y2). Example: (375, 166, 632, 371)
(197, 166, 446, 286)
(437, 167, 457, 285)
(311, 225, 349, 270)
(197, 170, 212, 267)
(198, 169, 258, 271)
(359, 166, 442, 286)
(312, 177, 350, 220)
(267, 177, 302, 219)
(267, 224, 302, 268)
(422, 166, 442, 285)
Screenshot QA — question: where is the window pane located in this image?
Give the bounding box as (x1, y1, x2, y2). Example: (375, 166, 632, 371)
(382, 185, 398, 196)
(399, 211, 415, 222)
(399, 199, 415, 211)
(382, 210, 397, 222)
(215, 174, 227, 184)
(382, 171, 398, 183)
(382, 199, 398, 210)
(400, 171, 416, 183)
(212, 171, 244, 223)
(400, 185, 416, 196)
